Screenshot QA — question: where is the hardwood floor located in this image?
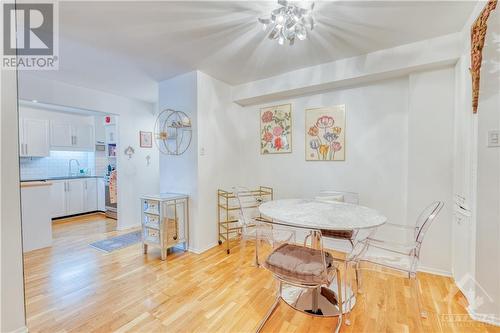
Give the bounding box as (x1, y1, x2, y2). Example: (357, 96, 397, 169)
(24, 214, 499, 333)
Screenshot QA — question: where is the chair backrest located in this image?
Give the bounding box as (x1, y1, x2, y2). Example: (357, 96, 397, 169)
(233, 186, 264, 228)
(316, 190, 359, 205)
(414, 201, 444, 255)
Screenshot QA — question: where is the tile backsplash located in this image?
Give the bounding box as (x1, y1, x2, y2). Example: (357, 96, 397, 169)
(20, 151, 97, 180)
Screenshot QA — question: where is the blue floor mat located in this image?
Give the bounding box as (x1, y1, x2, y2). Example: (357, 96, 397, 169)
(89, 231, 142, 253)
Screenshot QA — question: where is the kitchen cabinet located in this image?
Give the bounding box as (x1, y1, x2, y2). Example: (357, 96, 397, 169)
(67, 179, 85, 215)
(84, 178, 97, 212)
(50, 180, 67, 218)
(74, 124, 94, 150)
(49, 178, 100, 218)
(97, 178, 106, 212)
(19, 118, 50, 157)
(50, 121, 95, 151)
(50, 121, 73, 147)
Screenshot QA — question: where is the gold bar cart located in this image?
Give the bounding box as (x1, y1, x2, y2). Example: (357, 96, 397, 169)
(217, 186, 273, 254)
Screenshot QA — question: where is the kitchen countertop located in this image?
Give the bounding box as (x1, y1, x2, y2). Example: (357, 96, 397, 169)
(21, 175, 104, 182)
(21, 181, 54, 188)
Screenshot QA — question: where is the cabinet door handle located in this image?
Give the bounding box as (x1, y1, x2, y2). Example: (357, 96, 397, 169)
(25, 143, 28, 155)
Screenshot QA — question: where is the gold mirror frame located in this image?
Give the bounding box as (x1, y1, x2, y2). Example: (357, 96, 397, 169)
(470, 0, 497, 114)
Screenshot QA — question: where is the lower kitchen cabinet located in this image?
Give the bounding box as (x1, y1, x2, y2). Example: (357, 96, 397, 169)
(50, 180, 67, 218)
(50, 178, 100, 218)
(67, 179, 85, 215)
(97, 178, 106, 212)
(84, 178, 98, 212)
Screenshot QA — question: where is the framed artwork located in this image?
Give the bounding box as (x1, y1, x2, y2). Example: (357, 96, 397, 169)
(140, 131, 153, 148)
(305, 105, 346, 161)
(260, 104, 292, 154)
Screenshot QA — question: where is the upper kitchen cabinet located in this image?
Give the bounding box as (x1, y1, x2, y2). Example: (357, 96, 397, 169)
(74, 124, 94, 150)
(19, 118, 50, 157)
(19, 103, 96, 153)
(50, 121, 73, 147)
(50, 121, 95, 151)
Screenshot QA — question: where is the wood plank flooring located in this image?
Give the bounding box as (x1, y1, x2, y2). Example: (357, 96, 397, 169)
(24, 214, 500, 333)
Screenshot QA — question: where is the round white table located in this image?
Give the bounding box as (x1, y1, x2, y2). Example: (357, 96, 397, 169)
(258, 198, 387, 317)
(259, 198, 387, 231)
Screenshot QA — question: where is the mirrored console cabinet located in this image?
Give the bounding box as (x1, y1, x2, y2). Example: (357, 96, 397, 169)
(141, 193, 189, 260)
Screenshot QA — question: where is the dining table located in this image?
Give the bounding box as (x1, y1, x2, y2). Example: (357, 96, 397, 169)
(258, 198, 387, 317)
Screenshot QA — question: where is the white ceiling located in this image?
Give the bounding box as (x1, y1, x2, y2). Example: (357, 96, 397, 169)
(26, 1, 477, 103)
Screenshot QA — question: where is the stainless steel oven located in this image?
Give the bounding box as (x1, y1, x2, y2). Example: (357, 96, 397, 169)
(104, 177, 117, 219)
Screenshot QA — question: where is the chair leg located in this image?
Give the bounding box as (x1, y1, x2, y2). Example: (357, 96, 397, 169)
(254, 238, 260, 267)
(410, 274, 427, 319)
(355, 261, 362, 293)
(344, 261, 351, 326)
(256, 281, 281, 333)
(335, 267, 343, 333)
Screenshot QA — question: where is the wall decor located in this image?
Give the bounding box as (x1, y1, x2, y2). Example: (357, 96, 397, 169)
(470, 0, 497, 113)
(154, 109, 192, 155)
(260, 103, 292, 154)
(305, 105, 346, 161)
(124, 146, 135, 159)
(140, 131, 153, 148)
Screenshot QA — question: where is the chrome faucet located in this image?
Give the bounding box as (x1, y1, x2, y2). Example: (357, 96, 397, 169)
(68, 159, 80, 176)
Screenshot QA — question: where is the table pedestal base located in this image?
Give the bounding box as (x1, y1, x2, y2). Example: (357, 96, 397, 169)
(281, 279, 356, 317)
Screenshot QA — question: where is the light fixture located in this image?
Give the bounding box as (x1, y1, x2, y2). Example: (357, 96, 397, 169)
(258, 0, 315, 46)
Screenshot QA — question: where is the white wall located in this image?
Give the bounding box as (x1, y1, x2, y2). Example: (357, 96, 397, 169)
(1, 69, 27, 332)
(158, 71, 200, 250)
(408, 68, 455, 275)
(474, 8, 500, 322)
(238, 77, 410, 226)
(18, 73, 160, 230)
(158, 71, 242, 253)
(237, 69, 456, 274)
(196, 72, 242, 252)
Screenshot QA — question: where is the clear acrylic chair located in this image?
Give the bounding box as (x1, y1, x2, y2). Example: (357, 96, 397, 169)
(233, 186, 294, 266)
(356, 201, 444, 318)
(314, 190, 360, 325)
(257, 224, 344, 333)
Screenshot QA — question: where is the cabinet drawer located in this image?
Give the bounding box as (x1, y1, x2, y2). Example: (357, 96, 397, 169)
(143, 200, 160, 215)
(143, 227, 160, 245)
(143, 213, 160, 229)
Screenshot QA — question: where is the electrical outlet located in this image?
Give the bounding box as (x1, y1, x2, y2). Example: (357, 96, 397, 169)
(487, 130, 500, 147)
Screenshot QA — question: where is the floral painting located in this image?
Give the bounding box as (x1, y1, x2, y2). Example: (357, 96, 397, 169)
(260, 104, 292, 154)
(305, 105, 346, 161)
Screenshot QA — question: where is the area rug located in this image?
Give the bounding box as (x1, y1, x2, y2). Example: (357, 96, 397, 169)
(89, 231, 142, 253)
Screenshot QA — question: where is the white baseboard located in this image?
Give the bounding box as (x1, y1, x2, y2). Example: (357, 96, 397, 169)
(8, 326, 28, 333)
(417, 265, 452, 277)
(468, 308, 500, 327)
(188, 242, 218, 254)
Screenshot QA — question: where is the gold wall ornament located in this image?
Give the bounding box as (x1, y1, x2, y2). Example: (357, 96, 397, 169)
(470, 0, 497, 114)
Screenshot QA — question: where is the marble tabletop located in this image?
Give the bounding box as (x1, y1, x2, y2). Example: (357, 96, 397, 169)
(259, 199, 387, 231)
